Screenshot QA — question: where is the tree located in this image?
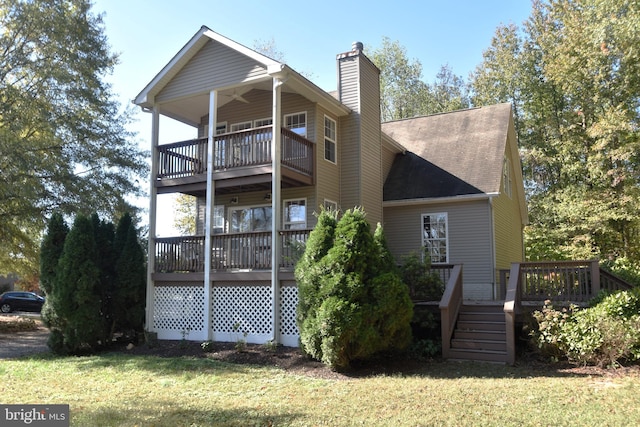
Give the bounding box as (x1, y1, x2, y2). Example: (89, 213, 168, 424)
(369, 38, 471, 122)
(44, 214, 104, 354)
(296, 208, 412, 370)
(39, 213, 68, 295)
(0, 0, 148, 278)
(113, 213, 146, 336)
(173, 194, 197, 235)
(470, 0, 640, 266)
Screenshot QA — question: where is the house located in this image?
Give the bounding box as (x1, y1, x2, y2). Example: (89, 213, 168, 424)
(133, 26, 527, 349)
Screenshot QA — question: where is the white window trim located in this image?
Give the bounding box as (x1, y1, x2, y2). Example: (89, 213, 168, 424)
(203, 122, 228, 137)
(323, 199, 338, 212)
(230, 121, 252, 132)
(283, 198, 307, 229)
(324, 115, 337, 164)
(284, 111, 307, 137)
(254, 117, 273, 127)
(228, 204, 273, 233)
(421, 212, 449, 264)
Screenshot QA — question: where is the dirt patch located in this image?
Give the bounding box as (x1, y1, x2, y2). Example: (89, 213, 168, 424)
(0, 315, 50, 359)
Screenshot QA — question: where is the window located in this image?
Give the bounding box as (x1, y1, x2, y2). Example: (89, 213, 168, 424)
(422, 213, 448, 264)
(323, 199, 338, 212)
(283, 199, 306, 229)
(254, 118, 273, 127)
(212, 206, 225, 234)
(230, 205, 272, 232)
(284, 112, 307, 137)
(324, 116, 337, 163)
(230, 121, 252, 132)
(502, 156, 512, 198)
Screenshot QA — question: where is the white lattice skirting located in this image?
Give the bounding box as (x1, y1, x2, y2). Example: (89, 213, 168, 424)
(151, 282, 299, 346)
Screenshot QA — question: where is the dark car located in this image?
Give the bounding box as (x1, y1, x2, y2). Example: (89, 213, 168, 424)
(0, 291, 45, 313)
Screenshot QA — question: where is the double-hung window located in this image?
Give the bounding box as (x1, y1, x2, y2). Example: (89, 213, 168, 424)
(324, 116, 337, 163)
(422, 213, 448, 264)
(283, 199, 306, 230)
(284, 112, 306, 137)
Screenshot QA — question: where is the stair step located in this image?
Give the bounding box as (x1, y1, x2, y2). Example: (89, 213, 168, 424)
(451, 338, 506, 352)
(447, 348, 508, 363)
(459, 304, 503, 313)
(456, 320, 506, 332)
(454, 329, 506, 341)
(458, 312, 504, 322)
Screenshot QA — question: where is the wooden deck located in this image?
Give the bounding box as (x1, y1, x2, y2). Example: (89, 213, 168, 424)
(155, 127, 314, 195)
(439, 260, 633, 364)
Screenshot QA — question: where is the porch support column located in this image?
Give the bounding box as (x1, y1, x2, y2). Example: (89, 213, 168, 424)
(203, 90, 218, 341)
(271, 77, 283, 343)
(145, 106, 160, 332)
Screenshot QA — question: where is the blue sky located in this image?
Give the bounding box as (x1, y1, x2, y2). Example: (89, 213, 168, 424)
(91, 0, 533, 234)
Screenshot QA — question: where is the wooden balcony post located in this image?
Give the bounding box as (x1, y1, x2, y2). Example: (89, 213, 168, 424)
(590, 259, 600, 297)
(146, 105, 160, 331)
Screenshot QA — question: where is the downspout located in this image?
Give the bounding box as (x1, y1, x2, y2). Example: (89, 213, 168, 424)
(145, 106, 160, 333)
(271, 77, 283, 343)
(203, 90, 217, 341)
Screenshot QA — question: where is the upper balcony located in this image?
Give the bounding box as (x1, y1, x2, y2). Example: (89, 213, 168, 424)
(155, 126, 314, 195)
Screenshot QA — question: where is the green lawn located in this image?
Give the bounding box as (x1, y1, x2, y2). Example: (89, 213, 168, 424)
(2, 353, 639, 426)
(5, 353, 640, 427)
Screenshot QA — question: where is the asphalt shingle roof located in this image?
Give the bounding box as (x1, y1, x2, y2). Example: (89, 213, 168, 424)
(382, 103, 512, 201)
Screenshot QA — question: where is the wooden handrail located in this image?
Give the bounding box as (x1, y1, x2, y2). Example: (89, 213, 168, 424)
(503, 262, 522, 366)
(438, 264, 463, 360)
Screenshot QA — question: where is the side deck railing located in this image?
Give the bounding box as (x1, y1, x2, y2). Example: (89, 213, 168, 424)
(438, 264, 463, 360)
(156, 126, 314, 180)
(154, 229, 310, 273)
(503, 259, 634, 364)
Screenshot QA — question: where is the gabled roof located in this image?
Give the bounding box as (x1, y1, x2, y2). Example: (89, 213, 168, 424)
(134, 26, 282, 109)
(382, 103, 513, 201)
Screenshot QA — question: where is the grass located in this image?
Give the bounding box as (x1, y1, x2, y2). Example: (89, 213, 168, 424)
(2, 353, 640, 426)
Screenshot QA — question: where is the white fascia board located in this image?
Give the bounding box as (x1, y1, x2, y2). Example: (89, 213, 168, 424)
(202, 28, 282, 69)
(383, 192, 499, 207)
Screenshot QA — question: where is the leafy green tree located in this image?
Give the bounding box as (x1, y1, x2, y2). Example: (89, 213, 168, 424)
(471, 0, 640, 267)
(296, 208, 412, 370)
(44, 215, 105, 354)
(39, 213, 68, 295)
(173, 194, 197, 235)
(369, 38, 470, 122)
(0, 0, 148, 279)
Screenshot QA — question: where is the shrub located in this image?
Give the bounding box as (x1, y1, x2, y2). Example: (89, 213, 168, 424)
(532, 289, 640, 366)
(296, 208, 413, 370)
(399, 251, 444, 301)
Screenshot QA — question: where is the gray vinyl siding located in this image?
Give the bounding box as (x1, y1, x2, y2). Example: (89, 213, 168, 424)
(383, 200, 495, 299)
(358, 56, 382, 225)
(315, 106, 340, 211)
(338, 56, 361, 214)
(157, 40, 268, 102)
(337, 52, 383, 226)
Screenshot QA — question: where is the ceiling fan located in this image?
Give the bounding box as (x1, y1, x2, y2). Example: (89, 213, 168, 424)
(223, 89, 250, 104)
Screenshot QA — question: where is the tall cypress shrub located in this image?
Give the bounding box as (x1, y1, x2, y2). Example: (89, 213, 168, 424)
(47, 215, 105, 354)
(296, 208, 413, 370)
(113, 215, 146, 336)
(39, 213, 68, 296)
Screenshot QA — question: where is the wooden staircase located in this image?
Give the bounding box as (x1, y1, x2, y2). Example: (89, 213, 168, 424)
(447, 304, 508, 363)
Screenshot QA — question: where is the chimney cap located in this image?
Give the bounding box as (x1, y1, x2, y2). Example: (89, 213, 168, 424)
(352, 41, 364, 52)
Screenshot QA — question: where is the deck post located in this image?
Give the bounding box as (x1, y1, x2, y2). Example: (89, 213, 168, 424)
(271, 76, 283, 344)
(145, 106, 160, 333)
(590, 259, 600, 297)
(203, 89, 218, 341)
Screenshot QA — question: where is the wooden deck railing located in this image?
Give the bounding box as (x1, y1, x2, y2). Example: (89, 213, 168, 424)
(154, 229, 311, 273)
(503, 259, 634, 365)
(438, 264, 463, 360)
(156, 126, 314, 180)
